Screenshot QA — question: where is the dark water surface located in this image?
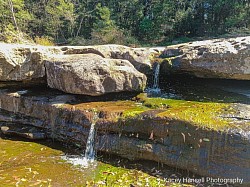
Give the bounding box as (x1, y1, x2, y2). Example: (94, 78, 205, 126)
(159, 75, 250, 104)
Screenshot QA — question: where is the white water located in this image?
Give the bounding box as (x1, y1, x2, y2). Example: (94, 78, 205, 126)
(63, 112, 98, 168)
(84, 121, 96, 161)
(153, 63, 160, 90)
(146, 63, 161, 95)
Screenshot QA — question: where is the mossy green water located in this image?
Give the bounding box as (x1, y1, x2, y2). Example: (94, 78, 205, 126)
(0, 137, 84, 187)
(0, 135, 193, 187)
(122, 105, 149, 118)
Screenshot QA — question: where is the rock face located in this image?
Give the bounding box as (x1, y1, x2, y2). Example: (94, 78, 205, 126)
(0, 43, 152, 95)
(161, 36, 250, 80)
(62, 45, 156, 74)
(45, 54, 147, 96)
(0, 43, 60, 82)
(0, 43, 154, 82)
(0, 124, 46, 140)
(1, 36, 250, 96)
(0, 84, 249, 185)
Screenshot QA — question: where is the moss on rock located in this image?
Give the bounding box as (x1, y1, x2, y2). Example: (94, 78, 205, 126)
(130, 93, 238, 131)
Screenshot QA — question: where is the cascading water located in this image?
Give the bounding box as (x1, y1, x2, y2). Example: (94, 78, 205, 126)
(63, 111, 98, 167)
(84, 118, 96, 162)
(146, 63, 161, 95)
(153, 63, 160, 91)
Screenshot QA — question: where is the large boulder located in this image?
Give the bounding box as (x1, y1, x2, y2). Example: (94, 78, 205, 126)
(161, 36, 250, 80)
(0, 43, 61, 82)
(45, 54, 147, 96)
(0, 43, 156, 84)
(62, 44, 157, 74)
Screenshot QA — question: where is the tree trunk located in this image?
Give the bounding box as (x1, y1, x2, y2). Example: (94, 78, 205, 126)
(76, 17, 84, 37)
(8, 0, 20, 33)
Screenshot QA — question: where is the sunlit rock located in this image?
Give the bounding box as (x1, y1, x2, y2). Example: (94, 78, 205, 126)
(45, 54, 147, 96)
(0, 43, 61, 82)
(160, 36, 250, 80)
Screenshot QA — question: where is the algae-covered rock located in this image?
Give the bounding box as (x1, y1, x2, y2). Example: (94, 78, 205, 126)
(0, 83, 249, 185)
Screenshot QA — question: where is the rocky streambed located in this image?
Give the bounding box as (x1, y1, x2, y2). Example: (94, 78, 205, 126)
(0, 36, 250, 186)
(0, 76, 249, 186)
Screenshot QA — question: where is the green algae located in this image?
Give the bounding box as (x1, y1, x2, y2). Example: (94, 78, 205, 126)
(131, 93, 238, 131)
(1, 135, 192, 187)
(89, 164, 163, 186)
(64, 100, 149, 120)
(0, 138, 85, 187)
(62, 91, 238, 132)
(89, 164, 193, 187)
(157, 100, 233, 131)
(122, 105, 149, 118)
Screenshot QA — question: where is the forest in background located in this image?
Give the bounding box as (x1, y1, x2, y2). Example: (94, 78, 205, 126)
(0, 0, 250, 46)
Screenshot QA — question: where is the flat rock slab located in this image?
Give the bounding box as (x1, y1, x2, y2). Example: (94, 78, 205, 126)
(161, 36, 250, 80)
(0, 123, 46, 140)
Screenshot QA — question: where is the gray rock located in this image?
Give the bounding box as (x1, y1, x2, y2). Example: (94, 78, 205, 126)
(45, 54, 147, 96)
(0, 43, 61, 82)
(161, 36, 250, 80)
(0, 124, 46, 140)
(0, 87, 249, 184)
(62, 44, 154, 74)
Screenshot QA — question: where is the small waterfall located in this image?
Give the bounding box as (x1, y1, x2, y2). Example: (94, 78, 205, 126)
(146, 63, 161, 95)
(63, 111, 98, 167)
(153, 63, 160, 91)
(84, 120, 96, 162)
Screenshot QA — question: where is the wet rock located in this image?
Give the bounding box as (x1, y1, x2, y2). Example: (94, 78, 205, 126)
(0, 123, 46, 140)
(0, 86, 249, 184)
(45, 54, 147, 96)
(161, 36, 250, 80)
(96, 132, 250, 183)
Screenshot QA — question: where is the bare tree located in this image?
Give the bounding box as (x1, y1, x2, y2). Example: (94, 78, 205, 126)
(8, 0, 20, 33)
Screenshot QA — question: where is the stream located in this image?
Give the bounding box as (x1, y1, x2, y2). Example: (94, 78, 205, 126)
(0, 132, 196, 187)
(0, 75, 249, 186)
